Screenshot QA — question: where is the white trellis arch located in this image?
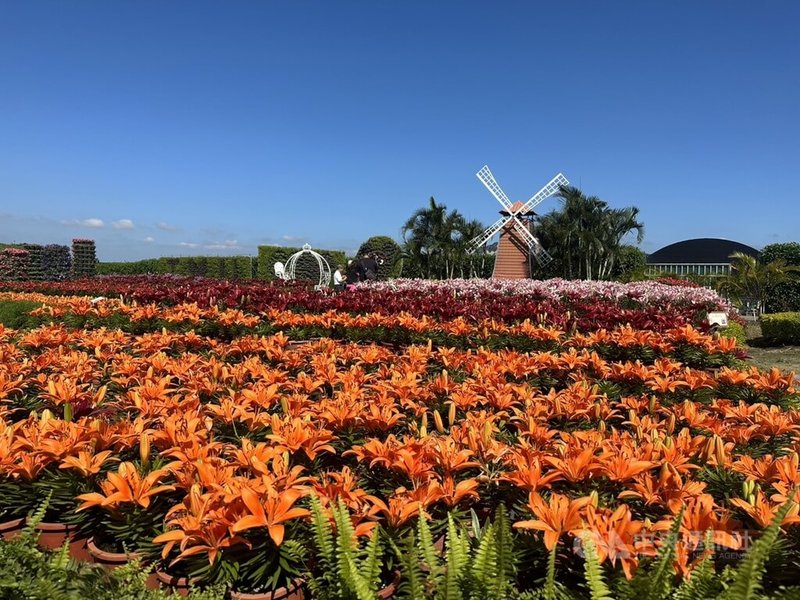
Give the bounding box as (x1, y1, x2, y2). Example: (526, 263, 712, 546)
(283, 244, 331, 291)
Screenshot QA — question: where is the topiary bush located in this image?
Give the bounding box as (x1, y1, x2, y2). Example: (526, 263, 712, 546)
(356, 236, 402, 279)
(760, 312, 800, 344)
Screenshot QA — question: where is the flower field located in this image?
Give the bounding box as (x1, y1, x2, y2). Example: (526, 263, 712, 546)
(0, 278, 799, 598)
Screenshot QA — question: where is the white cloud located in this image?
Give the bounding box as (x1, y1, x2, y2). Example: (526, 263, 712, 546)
(157, 222, 178, 231)
(282, 235, 305, 242)
(61, 218, 105, 228)
(112, 219, 135, 230)
(178, 242, 199, 248)
(204, 239, 242, 250)
(143, 236, 155, 243)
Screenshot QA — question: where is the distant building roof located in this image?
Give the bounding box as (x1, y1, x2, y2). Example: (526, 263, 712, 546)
(647, 238, 760, 264)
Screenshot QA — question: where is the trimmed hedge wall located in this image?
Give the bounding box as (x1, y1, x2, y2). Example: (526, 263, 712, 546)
(257, 245, 346, 283)
(96, 259, 162, 276)
(98, 256, 255, 279)
(760, 312, 800, 344)
(156, 256, 254, 279)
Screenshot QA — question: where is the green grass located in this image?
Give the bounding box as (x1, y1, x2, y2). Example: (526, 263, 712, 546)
(0, 299, 41, 328)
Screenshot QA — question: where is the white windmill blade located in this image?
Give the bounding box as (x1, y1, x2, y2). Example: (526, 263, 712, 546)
(530, 240, 554, 266)
(466, 215, 510, 253)
(519, 172, 569, 214)
(476, 165, 513, 210)
(509, 216, 553, 266)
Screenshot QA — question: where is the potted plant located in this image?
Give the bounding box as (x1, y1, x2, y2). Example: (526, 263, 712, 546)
(75, 459, 177, 572)
(155, 483, 310, 599)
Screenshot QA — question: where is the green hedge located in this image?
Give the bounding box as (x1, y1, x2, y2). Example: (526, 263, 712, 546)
(760, 312, 800, 344)
(257, 245, 346, 283)
(97, 256, 255, 279)
(96, 259, 162, 276)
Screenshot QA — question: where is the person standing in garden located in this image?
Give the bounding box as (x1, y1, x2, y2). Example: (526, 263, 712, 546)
(333, 264, 346, 292)
(361, 253, 379, 281)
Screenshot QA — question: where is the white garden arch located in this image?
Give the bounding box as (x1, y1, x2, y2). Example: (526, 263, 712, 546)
(282, 244, 331, 291)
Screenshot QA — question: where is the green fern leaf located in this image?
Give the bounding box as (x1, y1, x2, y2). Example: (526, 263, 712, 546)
(472, 522, 499, 594)
(362, 527, 382, 591)
(446, 513, 469, 576)
(543, 543, 558, 600)
(724, 498, 796, 600)
(391, 533, 426, 600)
(309, 494, 336, 569)
(642, 505, 684, 600)
(416, 508, 439, 574)
(581, 533, 614, 600)
(492, 505, 515, 599)
(673, 542, 719, 600)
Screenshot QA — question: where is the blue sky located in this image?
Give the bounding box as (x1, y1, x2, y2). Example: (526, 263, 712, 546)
(1, 1, 798, 261)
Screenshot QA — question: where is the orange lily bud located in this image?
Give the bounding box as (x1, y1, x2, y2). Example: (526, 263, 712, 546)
(140, 432, 151, 467)
(448, 402, 456, 427)
(433, 410, 445, 434)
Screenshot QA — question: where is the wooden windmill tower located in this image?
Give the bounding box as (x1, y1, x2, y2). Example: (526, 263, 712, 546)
(467, 166, 568, 279)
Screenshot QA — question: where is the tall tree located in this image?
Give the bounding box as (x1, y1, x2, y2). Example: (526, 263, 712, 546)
(400, 198, 489, 279)
(717, 252, 800, 316)
(535, 186, 644, 280)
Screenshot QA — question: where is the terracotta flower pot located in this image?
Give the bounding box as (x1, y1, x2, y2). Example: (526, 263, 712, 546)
(31, 520, 91, 561)
(229, 578, 306, 600)
(0, 516, 25, 541)
(86, 535, 142, 566)
(377, 570, 402, 599)
(86, 536, 158, 588)
(156, 568, 200, 596)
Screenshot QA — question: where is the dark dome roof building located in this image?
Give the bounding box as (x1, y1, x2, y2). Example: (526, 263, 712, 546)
(647, 238, 760, 277)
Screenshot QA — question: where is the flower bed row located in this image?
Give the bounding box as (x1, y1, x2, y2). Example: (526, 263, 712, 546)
(0, 275, 732, 330)
(1, 291, 799, 595)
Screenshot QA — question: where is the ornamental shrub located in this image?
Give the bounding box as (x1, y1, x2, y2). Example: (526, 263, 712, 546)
(760, 312, 800, 344)
(719, 321, 747, 346)
(71, 239, 96, 278)
(356, 236, 402, 279)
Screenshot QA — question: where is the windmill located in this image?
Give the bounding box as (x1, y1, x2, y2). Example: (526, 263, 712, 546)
(467, 166, 568, 279)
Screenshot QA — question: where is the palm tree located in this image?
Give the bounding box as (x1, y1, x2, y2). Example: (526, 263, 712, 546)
(535, 186, 644, 280)
(401, 197, 469, 279)
(717, 252, 800, 316)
